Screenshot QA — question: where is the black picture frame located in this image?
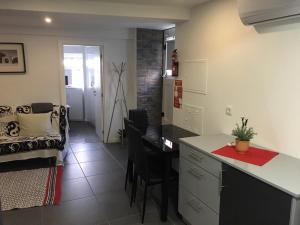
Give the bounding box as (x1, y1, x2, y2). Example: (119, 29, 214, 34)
(0, 43, 26, 74)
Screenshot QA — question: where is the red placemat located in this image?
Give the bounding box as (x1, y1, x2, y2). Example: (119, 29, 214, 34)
(212, 146, 279, 166)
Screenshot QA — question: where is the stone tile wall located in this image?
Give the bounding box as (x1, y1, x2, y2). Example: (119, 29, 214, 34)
(136, 29, 164, 126)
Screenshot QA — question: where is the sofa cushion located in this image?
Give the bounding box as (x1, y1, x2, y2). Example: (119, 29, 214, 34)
(18, 112, 56, 137)
(0, 115, 20, 139)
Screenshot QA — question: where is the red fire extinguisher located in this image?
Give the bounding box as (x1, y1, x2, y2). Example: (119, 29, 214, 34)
(171, 49, 179, 76)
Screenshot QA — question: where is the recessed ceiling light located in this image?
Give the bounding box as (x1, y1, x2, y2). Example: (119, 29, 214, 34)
(44, 17, 52, 24)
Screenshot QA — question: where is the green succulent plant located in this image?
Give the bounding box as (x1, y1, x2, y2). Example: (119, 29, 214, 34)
(232, 117, 257, 141)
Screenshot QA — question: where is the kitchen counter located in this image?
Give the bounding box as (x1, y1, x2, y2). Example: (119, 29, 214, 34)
(180, 134, 300, 198)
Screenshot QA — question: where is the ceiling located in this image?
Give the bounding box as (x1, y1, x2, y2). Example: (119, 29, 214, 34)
(81, 0, 209, 7)
(0, 10, 176, 30)
(0, 0, 210, 30)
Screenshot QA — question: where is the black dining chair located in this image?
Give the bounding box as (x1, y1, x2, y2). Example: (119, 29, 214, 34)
(128, 109, 148, 135)
(124, 118, 135, 192)
(127, 124, 175, 223)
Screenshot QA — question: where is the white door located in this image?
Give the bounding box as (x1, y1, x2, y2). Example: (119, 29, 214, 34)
(84, 46, 103, 140)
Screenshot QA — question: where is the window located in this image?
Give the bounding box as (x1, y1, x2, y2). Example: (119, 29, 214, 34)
(163, 28, 176, 76)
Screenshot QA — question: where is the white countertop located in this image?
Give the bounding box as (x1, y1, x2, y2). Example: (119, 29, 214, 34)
(180, 134, 300, 198)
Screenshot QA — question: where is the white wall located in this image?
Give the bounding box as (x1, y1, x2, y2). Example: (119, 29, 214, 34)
(175, 0, 300, 158)
(0, 34, 61, 104)
(0, 27, 137, 143)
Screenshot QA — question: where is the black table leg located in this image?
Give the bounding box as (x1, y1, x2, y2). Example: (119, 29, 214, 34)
(128, 160, 133, 182)
(161, 154, 171, 222)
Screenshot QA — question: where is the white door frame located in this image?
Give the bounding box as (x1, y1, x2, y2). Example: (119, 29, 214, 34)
(58, 40, 105, 142)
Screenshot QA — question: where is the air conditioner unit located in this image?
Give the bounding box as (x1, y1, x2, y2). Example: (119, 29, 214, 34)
(238, 0, 300, 25)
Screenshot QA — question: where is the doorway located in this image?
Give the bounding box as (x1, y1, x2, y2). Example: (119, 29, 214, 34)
(63, 45, 103, 141)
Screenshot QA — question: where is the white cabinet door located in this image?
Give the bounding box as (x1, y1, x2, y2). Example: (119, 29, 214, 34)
(180, 158, 220, 213)
(180, 143, 222, 177)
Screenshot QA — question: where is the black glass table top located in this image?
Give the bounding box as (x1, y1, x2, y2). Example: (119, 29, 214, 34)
(142, 124, 199, 153)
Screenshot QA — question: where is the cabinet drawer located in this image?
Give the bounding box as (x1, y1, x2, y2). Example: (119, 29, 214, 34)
(179, 187, 219, 225)
(180, 143, 221, 177)
(180, 158, 220, 213)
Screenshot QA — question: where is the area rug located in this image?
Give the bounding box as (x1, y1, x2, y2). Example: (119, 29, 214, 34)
(0, 166, 63, 211)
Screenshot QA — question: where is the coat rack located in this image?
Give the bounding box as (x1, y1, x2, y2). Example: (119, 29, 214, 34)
(106, 62, 128, 143)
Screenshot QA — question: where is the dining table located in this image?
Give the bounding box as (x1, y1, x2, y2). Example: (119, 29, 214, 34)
(142, 124, 199, 222)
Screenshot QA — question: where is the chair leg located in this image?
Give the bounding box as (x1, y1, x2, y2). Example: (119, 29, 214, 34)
(130, 172, 137, 207)
(141, 183, 148, 224)
(128, 161, 133, 182)
(124, 161, 130, 191)
(133, 174, 138, 203)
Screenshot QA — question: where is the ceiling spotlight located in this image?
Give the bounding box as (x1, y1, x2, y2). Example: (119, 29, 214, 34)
(44, 17, 52, 24)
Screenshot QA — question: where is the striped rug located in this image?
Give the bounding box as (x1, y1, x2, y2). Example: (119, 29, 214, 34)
(0, 166, 62, 211)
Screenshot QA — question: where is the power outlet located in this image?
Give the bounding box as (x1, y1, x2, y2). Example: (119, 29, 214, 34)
(225, 105, 232, 116)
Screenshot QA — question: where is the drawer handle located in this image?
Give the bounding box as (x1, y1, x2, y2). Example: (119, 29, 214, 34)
(188, 169, 203, 180)
(188, 153, 203, 162)
(186, 200, 202, 213)
(219, 171, 226, 195)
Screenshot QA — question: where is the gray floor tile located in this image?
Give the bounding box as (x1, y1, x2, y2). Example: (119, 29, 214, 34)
(120, 159, 128, 169)
(74, 150, 113, 163)
(87, 170, 125, 194)
(1, 207, 43, 225)
(105, 143, 127, 156)
(109, 214, 141, 225)
(61, 177, 94, 202)
(63, 164, 85, 180)
(69, 121, 100, 144)
(84, 137, 101, 143)
(71, 143, 104, 153)
(96, 190, 138, 220)
(109, 211, 173, 225)
(80, 159, 121, 177)
(64, 152, 78, 165)
(42, 197, 107, 225)
(167, 206, 186, 225)
(69, 140, 82, 144)
(134, 192, 158, 215)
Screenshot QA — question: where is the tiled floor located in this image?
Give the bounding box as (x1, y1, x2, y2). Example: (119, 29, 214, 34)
(1, 122, 184, 225)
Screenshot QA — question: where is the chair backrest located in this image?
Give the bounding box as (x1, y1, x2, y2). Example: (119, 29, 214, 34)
(127, 124, 148, 178)
(124, 118, 133, 134)
(128, 109, 148, 135)
(124, 118, 134, 160)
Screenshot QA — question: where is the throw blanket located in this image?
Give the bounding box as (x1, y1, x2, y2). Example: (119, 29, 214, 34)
(0, 105, 67, 155)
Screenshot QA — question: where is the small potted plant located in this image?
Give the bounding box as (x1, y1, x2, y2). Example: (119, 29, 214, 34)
(232, 117, 257, 153)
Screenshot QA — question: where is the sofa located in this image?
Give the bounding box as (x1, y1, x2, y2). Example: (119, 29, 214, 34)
(0, 103, 69, 165)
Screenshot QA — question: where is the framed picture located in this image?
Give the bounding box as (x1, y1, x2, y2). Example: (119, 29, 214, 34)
(0, 43, 26, 74)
